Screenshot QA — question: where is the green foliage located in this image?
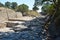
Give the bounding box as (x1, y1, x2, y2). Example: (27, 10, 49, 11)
(5, 1, 11, 8)
(34, 0, 51, 6)
(11, 2, 17, 9)
(34, 0, 42, 6)
(33, 6, 39, 11)
(36, 0, 60, 17)
(41, 2, 54, 16)
(42, 4, 49, 13)
(16, 4, 29, 15)
(37, 0, 60, 33)
(0, 2, 4, 7)
(46, 4, 54, 15)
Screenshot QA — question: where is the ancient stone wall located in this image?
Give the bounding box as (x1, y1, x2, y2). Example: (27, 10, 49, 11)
(0, 7, 22, 28)
(0, 7, 22, 22)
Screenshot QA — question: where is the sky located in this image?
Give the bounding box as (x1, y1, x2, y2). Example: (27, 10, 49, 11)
(0, 0, 41, 12)
(0, 0, 35, 10)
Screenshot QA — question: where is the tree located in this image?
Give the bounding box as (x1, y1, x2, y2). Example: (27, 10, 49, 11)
(34, 0, 60, 40)
(34, 0, 60, 27)
(33, 6, 39, 11)
(37, 0, 60, 17)
(40, 0, 60, 24)
(11, 2, 17, 9)
(0, 2, 4, 7)
(16, 4, 29, 16)
(42, 4, 54, 15)
(41, 1, 53, 13)
(5, 1, 11, 8)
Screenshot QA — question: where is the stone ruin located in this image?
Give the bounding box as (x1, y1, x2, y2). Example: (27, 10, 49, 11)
(0, 7, 22, 28)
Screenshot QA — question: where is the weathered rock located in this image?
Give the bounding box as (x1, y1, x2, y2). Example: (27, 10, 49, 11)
(0, 22, 6, 28)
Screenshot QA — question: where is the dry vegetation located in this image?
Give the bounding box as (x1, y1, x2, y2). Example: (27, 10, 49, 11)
(26, 10, 40, 17)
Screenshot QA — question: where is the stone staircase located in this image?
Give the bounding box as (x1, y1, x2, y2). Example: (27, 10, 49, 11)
(0, 16, 47, 40)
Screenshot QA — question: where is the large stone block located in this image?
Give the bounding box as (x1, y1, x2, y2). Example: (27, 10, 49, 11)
(0, 22, 6, 28)
(6, 21, 18, 27)
(16, 12, 22, 18)
(0, 7, 17, 21)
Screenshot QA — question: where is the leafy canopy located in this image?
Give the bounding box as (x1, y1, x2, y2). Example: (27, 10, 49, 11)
(5, 1, 11, 8)
(11, 2, 17, 9)
(33, 6, 39, 11)
(16, 4, 29, 16)
(16, 4, 29, 13)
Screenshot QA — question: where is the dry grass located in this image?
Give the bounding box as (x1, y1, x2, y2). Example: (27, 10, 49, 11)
(26, 10, 40, 17)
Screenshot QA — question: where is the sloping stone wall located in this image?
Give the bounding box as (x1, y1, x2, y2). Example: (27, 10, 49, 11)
(0, 7, 16, 21)
(0, 7, 22, 22)
(0, 7, 8, 22)
(7, 9, 17, 19)
(0, 7, 22, 28)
